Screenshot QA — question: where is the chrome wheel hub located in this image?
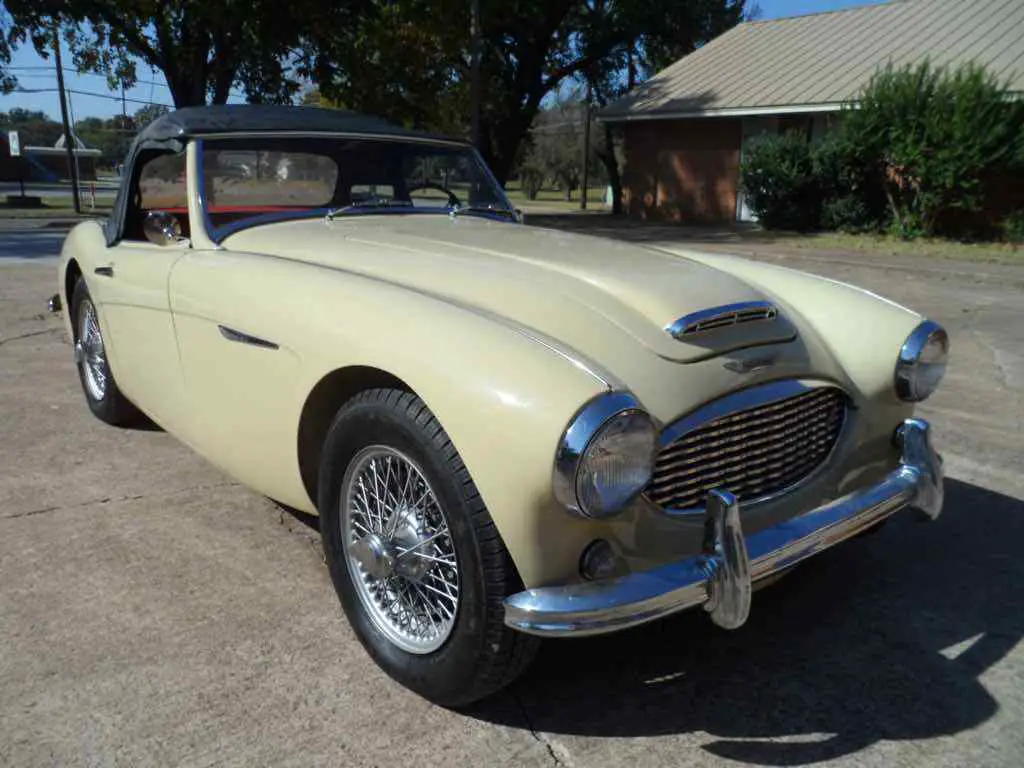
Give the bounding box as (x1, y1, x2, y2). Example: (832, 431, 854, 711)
(76, 299, 107, 401)
(341, 446, 460, 654)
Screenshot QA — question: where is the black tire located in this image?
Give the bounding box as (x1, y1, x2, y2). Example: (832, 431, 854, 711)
(318, 388, 538, 706)
(70, 278, 141, 426)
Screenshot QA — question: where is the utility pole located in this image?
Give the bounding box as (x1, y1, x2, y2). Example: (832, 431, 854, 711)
(53, 30, 82, 214)
(581, 87, 592, 210)
(469, 0, 481, 151)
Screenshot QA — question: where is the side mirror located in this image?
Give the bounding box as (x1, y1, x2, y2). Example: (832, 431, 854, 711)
(143, 210, 185, 246)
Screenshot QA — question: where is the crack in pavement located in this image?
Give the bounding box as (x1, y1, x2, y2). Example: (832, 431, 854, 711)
(512, 691, 569, 767)
(1, 481, 242, 521)
(0, 327, 60, 347)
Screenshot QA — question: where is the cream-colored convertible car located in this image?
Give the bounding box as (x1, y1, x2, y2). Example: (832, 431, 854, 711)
(51, 105, 947, 705)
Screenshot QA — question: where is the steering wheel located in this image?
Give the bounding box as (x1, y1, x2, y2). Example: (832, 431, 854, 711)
(405, 181, 461, 209)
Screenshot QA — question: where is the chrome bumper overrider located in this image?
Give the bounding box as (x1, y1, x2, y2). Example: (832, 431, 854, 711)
(504, 418, 943, 637)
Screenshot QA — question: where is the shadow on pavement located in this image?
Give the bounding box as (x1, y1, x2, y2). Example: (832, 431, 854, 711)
(0, 229, 68, 261)
(470, 478, 1023, 765)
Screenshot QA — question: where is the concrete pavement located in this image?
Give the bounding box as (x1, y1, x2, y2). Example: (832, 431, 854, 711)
(1, 224, 1022, 767)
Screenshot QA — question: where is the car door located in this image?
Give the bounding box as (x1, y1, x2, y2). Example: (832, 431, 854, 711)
(96, 151, 190, 431)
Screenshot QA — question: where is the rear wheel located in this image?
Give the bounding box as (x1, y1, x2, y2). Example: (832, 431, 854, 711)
(318, 388, 537, 706)
(71, 279, 140, 426)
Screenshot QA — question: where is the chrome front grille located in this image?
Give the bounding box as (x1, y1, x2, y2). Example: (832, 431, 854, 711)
(647, 385, 847, 512)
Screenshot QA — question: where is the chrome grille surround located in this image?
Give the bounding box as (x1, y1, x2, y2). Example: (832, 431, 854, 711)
(647, 380, 848, 515)
(666, 301, 778, 339)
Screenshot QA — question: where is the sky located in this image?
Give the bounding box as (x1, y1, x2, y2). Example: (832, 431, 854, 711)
(1, 0, 887, 123)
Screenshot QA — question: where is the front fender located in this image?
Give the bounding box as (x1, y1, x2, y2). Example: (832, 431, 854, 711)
(170, 250, 612, 588)
(659, 248, 925, 405)
(57, 220, 109, 340)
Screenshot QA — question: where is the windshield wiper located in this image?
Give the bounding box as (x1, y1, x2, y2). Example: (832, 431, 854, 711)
(449, 204, 517, 221)
(325, 200, 413, 222)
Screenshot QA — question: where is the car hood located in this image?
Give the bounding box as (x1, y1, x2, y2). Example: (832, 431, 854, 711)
(223, 216, 795, 365)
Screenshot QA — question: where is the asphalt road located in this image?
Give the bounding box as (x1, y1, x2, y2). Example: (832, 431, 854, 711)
(0, 226, 70, 264)
(1, 223, 1022, 767)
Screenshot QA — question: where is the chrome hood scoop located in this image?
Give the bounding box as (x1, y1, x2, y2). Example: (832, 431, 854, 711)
(223, 217, 797, 364)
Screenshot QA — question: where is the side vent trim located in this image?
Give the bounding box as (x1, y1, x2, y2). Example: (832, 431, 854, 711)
(218, 325, 279, 350)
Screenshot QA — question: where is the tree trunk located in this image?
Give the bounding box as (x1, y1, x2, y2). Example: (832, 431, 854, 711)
(482, 97, 544, 185)
(597, 122, 622, 215)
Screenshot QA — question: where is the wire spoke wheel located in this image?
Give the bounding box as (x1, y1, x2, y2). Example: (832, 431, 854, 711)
(76, 298, 108, 402)
(341, 445, 460, 654)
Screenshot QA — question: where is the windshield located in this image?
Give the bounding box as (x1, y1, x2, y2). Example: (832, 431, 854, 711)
(199, 135, 513, 239)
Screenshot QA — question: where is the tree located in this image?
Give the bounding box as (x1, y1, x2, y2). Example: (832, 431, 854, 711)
(518, 99, 605, 200)
(74, 115, 135, 166)
(0, 108, 63, 146)
(581, 0, 749, 213)
(5, 1, 366, 107)
(305, 0, 748, 185)
(1, 9, 18, 93)
(133, 103, 170, 128)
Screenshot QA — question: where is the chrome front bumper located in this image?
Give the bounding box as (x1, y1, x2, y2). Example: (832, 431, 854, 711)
(504, 418, 943, 637)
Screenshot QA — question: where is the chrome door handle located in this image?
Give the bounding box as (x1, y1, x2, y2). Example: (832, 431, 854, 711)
(94, 266, 114, 277)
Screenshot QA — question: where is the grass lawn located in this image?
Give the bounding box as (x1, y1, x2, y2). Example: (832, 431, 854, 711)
(762, 230, 1023, 264)
(0, 196, 111, 219)
(504, 182, 608, 210)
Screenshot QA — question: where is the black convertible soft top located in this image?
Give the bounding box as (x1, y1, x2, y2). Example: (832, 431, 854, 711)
(106, 104, 464, 244)
(136, 104, 459, 144)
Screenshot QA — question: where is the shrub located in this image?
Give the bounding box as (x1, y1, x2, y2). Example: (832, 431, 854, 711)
(842, 61, 1024, 239)
(740, 132, 821, 231)
(1004, 210, 1024, 245)
(812, 133, 889, 233)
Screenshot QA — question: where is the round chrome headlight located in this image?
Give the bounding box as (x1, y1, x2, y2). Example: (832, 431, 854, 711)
(554, 393, 657, 519)
(895, 320, 949, 402)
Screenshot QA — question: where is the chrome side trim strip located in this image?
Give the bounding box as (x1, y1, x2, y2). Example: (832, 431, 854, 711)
(217, 325, 279, 350)
(503, 418, 943, 637)
(666, 301, 777, 339)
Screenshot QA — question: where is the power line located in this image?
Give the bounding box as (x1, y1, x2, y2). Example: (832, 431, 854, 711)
(13, 85, 173, 108)
(8, 65, 170, 88)
(8, 65, 247, 100)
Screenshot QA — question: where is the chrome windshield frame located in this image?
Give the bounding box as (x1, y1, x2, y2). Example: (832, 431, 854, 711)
(195, 133, 517, 245)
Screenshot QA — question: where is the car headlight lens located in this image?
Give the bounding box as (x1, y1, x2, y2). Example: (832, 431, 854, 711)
(554, 393, 657, 518)
(895, 320, 949, 402)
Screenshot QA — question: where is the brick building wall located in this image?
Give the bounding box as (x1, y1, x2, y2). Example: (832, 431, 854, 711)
(621, 118, 742, 223)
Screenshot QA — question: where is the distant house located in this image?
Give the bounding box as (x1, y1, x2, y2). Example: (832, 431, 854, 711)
(0, 133, 101, 183)
(600, 0, 1024, 223)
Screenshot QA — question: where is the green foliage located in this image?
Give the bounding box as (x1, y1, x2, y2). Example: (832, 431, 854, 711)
(517, 101, 605, 201)
(739, 132, 821, 231)
(0, 108, 62, 146)
(5, 1, 360, 107)
(305, 0, 749, 183)
(842, 61, 1024, 238)
(1003, 211, 1024, 245)
(812, 132, 889, 233)
(517, 162, 545, 200)
(742, 62, 1024, 239)
(73, 116, 133, 165)
(0, 9, 18, 93)
(132, 103, 169, 128)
